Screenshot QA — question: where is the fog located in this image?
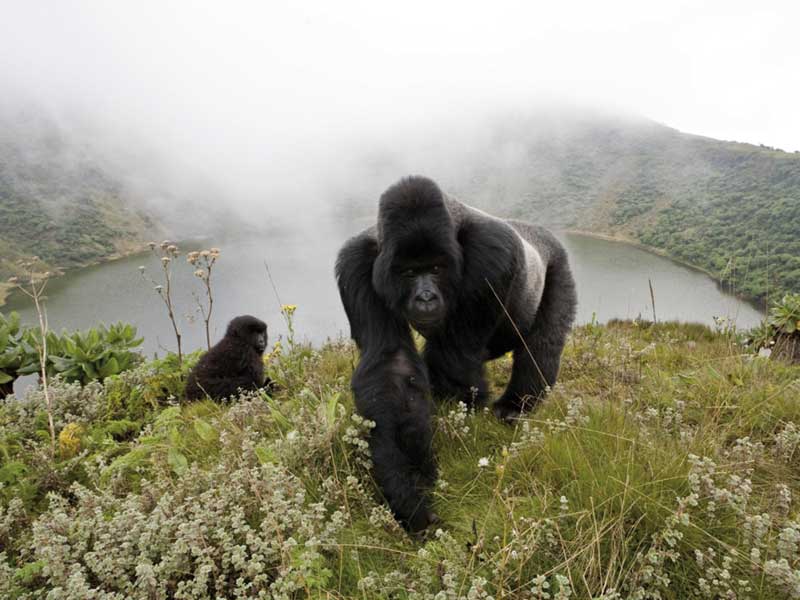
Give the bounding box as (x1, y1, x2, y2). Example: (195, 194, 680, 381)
(1, 0, 799, 230)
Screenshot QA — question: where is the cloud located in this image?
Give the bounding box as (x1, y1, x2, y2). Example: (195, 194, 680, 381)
(1, 0, 798, 225)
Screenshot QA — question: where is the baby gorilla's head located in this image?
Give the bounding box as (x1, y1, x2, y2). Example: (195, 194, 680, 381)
(226, 315, 268, 353)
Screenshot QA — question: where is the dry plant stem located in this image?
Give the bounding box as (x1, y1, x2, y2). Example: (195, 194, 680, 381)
(18, 272, 56, 456)
(648, 278, 657, 323)
(200, 258, 216, 350)
(162, 259, 183, 366)
(33, 283, 55, 457)
(202, 261, 214, 350)
(485, 278, 549, 389)
(264, 261, 288, 325)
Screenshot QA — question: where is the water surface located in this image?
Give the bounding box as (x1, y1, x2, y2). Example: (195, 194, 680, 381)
(6, 228, 764, 361)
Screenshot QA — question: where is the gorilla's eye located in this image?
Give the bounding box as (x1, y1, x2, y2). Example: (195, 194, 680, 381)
(402, 268, 416, 278)
(431, 265, 441, 275)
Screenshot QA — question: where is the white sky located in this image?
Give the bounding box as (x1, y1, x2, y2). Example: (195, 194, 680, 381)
(1, 0, 799, 192)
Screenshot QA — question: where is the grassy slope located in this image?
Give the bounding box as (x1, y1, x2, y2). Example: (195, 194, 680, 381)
(452, 117, 800, 303)
(2, 322, 800, 598)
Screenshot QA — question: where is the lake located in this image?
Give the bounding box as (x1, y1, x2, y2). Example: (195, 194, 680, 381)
(5, 227, 764, 362)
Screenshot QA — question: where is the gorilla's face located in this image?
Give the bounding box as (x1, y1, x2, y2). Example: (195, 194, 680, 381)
(395, 256, 449, 334)
(227, 315, 268, 353)
(370, 176, 463, 335)
(250, 325, 268, 354)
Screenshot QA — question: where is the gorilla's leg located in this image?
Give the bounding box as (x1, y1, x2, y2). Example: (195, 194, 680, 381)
(424, 337, 488, 407)
(493, 248, 577, 421)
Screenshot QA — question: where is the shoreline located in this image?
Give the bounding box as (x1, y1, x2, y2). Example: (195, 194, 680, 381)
(563, 229, 767, 314)
(0, 244, 151, 310)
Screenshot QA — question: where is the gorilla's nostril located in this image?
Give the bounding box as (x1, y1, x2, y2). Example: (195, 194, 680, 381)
(418, 290, 436, 302)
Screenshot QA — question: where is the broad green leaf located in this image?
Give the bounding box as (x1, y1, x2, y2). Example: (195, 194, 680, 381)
(193, 418, 217, 442)
(169, 426, 182, 446)
(154, 406, 182, 430)
(325, 392, 340, 428)
(98, 357, 120, 379)
(255, 445, 276, 465)
(168, 447, 188, 475)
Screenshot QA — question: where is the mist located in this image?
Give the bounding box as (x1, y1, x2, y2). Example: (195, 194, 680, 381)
(2, 0, 799, 235)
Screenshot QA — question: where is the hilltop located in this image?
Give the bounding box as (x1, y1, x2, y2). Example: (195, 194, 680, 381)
(0, 107, 160, 304)
(454, 114, 800, 303)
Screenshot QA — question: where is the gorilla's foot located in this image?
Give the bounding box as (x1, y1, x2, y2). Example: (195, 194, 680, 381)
(492, 392, 542, 422)
(492, 399, 522, 422)
(406, 506, 440, 535)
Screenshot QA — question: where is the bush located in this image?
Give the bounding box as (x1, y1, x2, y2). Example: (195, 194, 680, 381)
(0, 312, 33, 398)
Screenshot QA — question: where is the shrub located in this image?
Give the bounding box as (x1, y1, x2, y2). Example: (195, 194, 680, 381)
(0, 312, 33, 398)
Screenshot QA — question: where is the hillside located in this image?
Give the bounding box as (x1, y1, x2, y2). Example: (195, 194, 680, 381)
(2, 321, 800, 597)
(0, 108, 159, 304)
(454, 115, 800, 304)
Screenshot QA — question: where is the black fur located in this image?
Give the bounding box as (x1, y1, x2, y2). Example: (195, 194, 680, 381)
(335, 176, 577, 531)
(185, 315, 272, 401)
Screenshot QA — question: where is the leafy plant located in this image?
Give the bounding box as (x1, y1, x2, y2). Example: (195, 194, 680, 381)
(745, 293, 800, 355)
(0, 311, 34, 398)
(46, 323, 144, 385)
(768, 293, 800, 335)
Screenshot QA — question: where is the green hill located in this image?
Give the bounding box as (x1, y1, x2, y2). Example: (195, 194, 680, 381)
(0, 109, 159, 303)
(452, 114, 800, 304)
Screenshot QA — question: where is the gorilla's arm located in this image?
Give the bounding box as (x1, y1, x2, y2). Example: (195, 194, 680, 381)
(424, 218, 523, 405)
(336, 233, 438, 531)
(335, 232, 413, 349)
(351, 349, 437, 532)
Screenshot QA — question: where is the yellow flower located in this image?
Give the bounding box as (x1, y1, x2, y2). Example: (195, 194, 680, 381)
(281, 304, 297, 316)
(264, 340, 283, 362)
(58, 423, 84, 458)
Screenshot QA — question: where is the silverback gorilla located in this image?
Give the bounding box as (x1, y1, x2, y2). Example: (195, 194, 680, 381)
(185, 315, 271, 401)
(335, 176, 577, 532)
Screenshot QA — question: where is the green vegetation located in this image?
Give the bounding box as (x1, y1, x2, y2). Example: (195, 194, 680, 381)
(454, 117, 800, 303)
(0, 312, 143, 398)
(747, 294, 800, 364)
(767, 294, 800, 336)
(2, 319, 800, 598)
(0, 312, 26, 397)
(0, 110, 158, 303)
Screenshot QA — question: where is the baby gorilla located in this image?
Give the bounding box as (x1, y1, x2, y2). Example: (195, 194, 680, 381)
(185, 315, 272, 401)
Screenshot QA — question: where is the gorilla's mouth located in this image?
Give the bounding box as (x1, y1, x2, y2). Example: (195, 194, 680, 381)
(408, 311, 445, 335)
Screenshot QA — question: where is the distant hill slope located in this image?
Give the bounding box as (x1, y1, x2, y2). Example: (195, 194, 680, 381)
(0, 109, 159, 303)
(451, 115, 800, 304)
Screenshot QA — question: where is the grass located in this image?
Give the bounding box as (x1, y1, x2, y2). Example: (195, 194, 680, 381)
(1, 321, 800, 598)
